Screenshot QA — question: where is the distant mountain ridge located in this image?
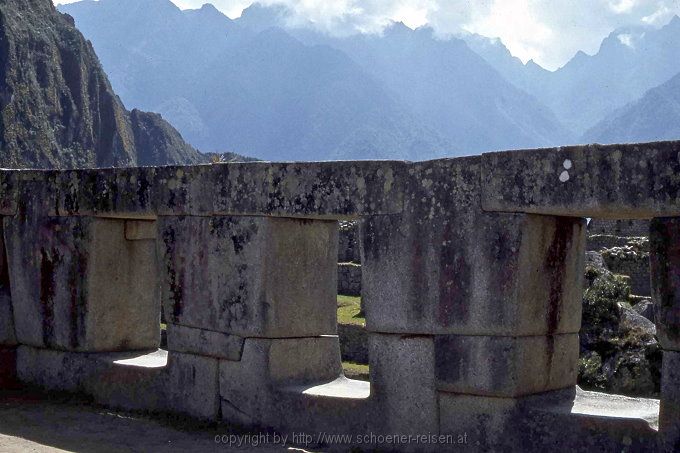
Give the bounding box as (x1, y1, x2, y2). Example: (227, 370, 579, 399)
(0, 0, 204, 169)
(290, 22, 572, 155)
(468, 16, 680, 136)
(584, 71, 680, 144)
(59, 1, 680, 159)
(60, 0, 574, 161)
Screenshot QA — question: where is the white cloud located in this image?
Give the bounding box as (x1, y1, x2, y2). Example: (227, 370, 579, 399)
(54, 0, 680, 70)
(617, 32, 635, 47)
(609, 0, 639, 14)
(642, 4, 676, 23)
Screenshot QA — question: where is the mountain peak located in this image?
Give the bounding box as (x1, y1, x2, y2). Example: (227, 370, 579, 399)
(0, 0, 203, 168)
(525, 59, 539, 68)
(199, 3, 220, 13)
(385, 21, 413, 35)
(186, 2, 232, 23)
(237, 2, 289, 30)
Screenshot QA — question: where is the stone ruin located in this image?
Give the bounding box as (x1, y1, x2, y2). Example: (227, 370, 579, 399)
(1, 141, 680, 451)
(587, 218, 652, 297)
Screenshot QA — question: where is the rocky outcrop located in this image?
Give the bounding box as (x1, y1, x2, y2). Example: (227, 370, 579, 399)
(579, 264, 662, 396)
(0, 0, 204, 168)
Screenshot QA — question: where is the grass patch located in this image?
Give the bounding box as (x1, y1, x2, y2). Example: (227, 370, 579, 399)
(337, 295, 365, 326)
(342, 361, 369, 381)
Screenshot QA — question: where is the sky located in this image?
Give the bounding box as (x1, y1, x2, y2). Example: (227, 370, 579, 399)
(54, 0, 680, 70)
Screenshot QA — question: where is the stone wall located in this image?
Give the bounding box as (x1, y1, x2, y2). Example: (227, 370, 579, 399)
(338, 324, 368, 364)
(3, 141, 680, 450)
(338, 220, 361, 263)
(587, 220, 651, 296)
(337, 262, 362, 296)
(588, 219, 650, 237)
(602, 251, 651, 296)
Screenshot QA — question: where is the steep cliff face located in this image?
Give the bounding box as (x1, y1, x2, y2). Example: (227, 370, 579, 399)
(0, 0, 203, 168)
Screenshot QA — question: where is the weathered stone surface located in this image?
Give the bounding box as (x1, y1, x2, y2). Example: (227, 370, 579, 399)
(660, 350, 680, 451)
(89, 351, 220, 420)
(440, 388, 659, 452)
(15, 169, 157, 219)
(338, 220, 361, 263)
(16, 346, 220, 420)
(601, 245, 651, 297)
(162, 352, 220, 420)
(5, 216, 159, 351)
(588, 218, 650, 237)
(519, 387, 659, 452)
(338, 323, 368, 364)
(0, 346, 17, 388)
(0, 291, 14, 346)
(7, 143, 680, 446)
(153, 165, 214, 216)
(0, 172, 18, 216)
(363, 158, 585, 335)
(17, 345, 94, 393)
(634, 299, 656, 323)
(621, 306, 657, 336)
(585, 251, 607, 270)
(166, 324, 243, 360)
(124, 220, 156, 240)
(368, 334, 438, 436)
(8, 161, 406, 219)
(337, 262, 361, 296)
(482, 141, 680, 218)
(439, 392, 520, 449)
(212, 161, 405, 218)
(580, 264, 661, 396)
(650, 217, 680, 351)
(0, 222, 16, 346)
(159, 216, 337, 337)
(219, 336, 347, 429)
(435, 334, 579, 397)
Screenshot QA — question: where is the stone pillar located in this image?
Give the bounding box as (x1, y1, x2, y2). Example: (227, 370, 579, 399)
(361, 158, 585, 446)
(157, 216, 338, 342)
(3, 215, 159, 352)
(650, 217, 680, 451)
(157, 215, 343, 428)
(0, 221, 18, 388)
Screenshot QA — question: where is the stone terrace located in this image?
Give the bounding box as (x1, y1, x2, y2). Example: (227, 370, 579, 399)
(1, 141, 680, 451)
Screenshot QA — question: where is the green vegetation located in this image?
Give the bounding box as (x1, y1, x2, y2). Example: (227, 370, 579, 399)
(337, 295, 365, 326)
(579, 264, 661, 395)
(342, 362, 369, 381)
(582, 264, 631, 326)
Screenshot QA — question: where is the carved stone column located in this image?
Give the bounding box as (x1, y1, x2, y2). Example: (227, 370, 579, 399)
(0, 221, 17, 388)
(650, 217, 680, 451)
(4, 215, 159, 352)
(361, 157, 585, 446)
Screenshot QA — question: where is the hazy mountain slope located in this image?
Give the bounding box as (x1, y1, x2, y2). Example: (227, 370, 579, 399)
(59, 0, 235, 140)
(294, 23, 573, 153)
(463, 34, 550, 97)
(583, 72, 680, 144)
(466, 17, 680, 136)
(61, 0, 450, 160)
(0, 0, 203, 169)
(194, 27, 450, 160)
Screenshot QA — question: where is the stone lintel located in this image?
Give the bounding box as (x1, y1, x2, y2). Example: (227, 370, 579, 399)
(481, 141, 680, 218)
